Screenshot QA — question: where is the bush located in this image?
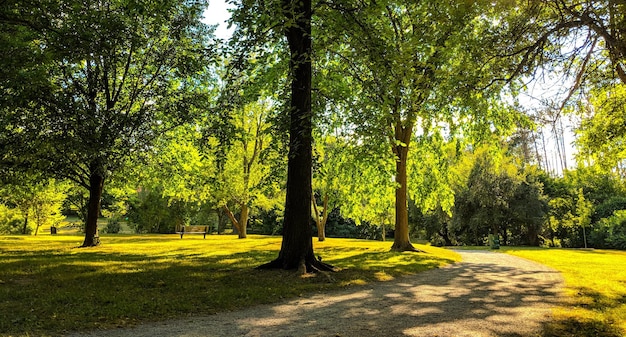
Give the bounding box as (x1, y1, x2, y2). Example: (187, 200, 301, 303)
(250, 207, 283, 235)
(590, 210, 626, 249)
(0, 204, 26, 234)
(591, 196, 626, 224)
(127, 190, 188, 234)
(103, 218, 121, 234)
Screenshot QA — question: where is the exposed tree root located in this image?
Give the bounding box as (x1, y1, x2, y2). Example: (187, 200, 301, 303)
(257, 256, 336, 274)
(390, 241, 426, 253)
(79, 236, 100, 248)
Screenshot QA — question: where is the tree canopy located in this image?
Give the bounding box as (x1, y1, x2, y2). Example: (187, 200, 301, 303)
(0, 0, 214, 246)
(3, 0, 626, 265)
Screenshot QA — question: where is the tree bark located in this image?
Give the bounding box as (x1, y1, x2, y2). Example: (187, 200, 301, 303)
(81, 163, 104, 247)
(312, 193, 328, 241)
(21, 211, 28, 235)
(391, 147, 418, 252)
(238, 204, 248, 238)
(258, 0, 332, 273)
(223, 204, 247, 238)
(216, 207, 227, 234)
(390, 121, 420, 252)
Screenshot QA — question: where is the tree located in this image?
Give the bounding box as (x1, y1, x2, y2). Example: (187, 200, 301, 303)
(507, 169, 548, 246)
(452, 155, 517, 246)
(318, 0, 512, 251)
(0, 0, 213, 246)
(28, 180, 68, 236)
(219, 99, 283, 238)
(576, 84, 626, 170)
(0, 176, 68, 235)
(501, 0, 626, 86)
(257, 0, 333, 272)
(0, 173, 44, 234)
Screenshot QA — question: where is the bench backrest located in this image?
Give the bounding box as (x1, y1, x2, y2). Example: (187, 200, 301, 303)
(176, 225, 209, 233)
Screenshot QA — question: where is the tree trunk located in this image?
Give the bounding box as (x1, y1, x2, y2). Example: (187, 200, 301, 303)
(223, 204, 247, 238)
(258, 0, 332, 273)
(81, 165, 104, 247)
(21, 211, 28, 234)
(239, 204, 248, 239)
(391, 146, 418, 252)
(312, 193, 327, 241)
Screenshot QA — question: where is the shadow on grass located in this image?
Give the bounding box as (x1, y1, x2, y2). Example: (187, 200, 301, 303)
(64, 251, 567, 337)
(542, 317, 624, 337)
(539, 286, 626, 337)
(0, 239, 454, 336)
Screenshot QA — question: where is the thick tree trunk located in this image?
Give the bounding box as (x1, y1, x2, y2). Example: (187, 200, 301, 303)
(391, 150, 418, 252)
(81, 165, 104, 247)
(258, 0, 332, 273)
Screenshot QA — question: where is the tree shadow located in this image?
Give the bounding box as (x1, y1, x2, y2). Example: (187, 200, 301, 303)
(66, 251, 566, 337)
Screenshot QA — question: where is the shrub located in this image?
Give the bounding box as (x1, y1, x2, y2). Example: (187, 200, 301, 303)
(103, 218, 121, 234)
(592, 196, 626, 224)
(590, 210, 626, 249)
(0, 204, 26, 234)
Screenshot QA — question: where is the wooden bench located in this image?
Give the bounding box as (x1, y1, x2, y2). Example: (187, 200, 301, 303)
(175, 225, 209, 239)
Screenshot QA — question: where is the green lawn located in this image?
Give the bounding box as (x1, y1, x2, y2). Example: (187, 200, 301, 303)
(503, 247, 626, 337)
(0, 234, 459, 337)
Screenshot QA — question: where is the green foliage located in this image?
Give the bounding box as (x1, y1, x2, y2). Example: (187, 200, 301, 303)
(452, 151, 513, 242)
(538, 166, 626, 248)
(28, 180, 68, 235)
(250, 207, 283, 235)
(1, 0, 213, 184)
(103, 217, 122, 234)
(324, 208, 359, 238)
(576, 85, 626, 169)
(507, 171, 548, 246)
(126, 188, 188, 234)
(451, 146, 548, 246)
(0, 177, 68, 235)
(564, 166, 626, 207)
(0, 203, 25, 234)
(592, 197, 626, 224)
(0, 0, 214, 245)
(590, 210, 626, 250)
(409, 203, 454, 246)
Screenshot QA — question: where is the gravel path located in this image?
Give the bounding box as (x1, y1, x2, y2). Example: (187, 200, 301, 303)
(70, 250, 564, 337)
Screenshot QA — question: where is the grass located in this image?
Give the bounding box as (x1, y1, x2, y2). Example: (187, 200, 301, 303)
(502, 247, 626, 337)
(0, 234, 460, 337)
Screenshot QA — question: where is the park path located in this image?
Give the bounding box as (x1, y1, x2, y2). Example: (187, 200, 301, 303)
(70, 251, 564, 337)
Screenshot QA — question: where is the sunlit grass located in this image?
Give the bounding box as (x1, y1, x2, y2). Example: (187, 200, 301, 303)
(0, 234, 459, 336)
(503, 247, 626, 337)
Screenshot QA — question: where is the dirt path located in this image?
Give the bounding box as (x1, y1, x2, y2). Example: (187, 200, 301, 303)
(70, 250, 564, 337)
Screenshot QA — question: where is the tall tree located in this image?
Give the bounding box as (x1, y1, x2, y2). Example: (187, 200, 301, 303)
(219, 99, 282, 238)
(0, 0, 213, 246)
(318, 0, 511, 251)
(256, 0, 333, 272)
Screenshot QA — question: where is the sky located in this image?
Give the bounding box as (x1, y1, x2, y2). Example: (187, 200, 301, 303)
(202, 0, 235, 41)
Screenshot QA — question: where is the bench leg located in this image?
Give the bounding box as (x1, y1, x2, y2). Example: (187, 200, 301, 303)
(203, 233, 206, 239)
(180, 233, 184, 239)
